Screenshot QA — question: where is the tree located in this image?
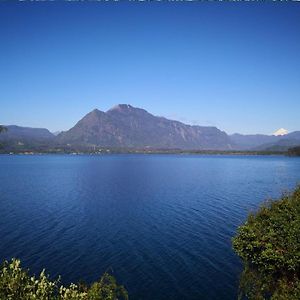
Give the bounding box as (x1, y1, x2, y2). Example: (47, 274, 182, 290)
(0, 125, 7, 133)
(0, 258, 128, 300)
(288, 146, 300, 156)
(232, 186, 300, 299)
(0, 125, 7, 149)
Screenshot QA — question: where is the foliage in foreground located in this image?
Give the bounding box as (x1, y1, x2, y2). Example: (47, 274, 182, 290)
(0, 258, 128, 300)
(232, 186, 300, 300)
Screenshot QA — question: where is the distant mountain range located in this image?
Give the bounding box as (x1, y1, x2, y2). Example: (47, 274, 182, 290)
(1, 104, 300, 152)
(230, 131, 300, 151)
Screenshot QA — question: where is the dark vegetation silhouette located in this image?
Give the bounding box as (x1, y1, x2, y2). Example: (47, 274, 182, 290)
(0, 125, 7, 133)
(288, 146, 300, 156)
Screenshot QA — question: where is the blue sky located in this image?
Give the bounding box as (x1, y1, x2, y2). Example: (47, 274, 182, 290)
(0, 1, 299, 134)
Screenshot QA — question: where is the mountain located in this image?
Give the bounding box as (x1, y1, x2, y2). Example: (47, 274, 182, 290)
(285, 131, 300, 140)
(52, 131, 62, 136)
(256, 131, 300, 151)
(57, 104, 233, 150)
(230, 134, 278, 150)
(0, 125, 55, 151)
(273, 128, 288, 136)
(230, 131, 300, 151)
(0, 125, 54, 142)
(258, 139, 300, 152)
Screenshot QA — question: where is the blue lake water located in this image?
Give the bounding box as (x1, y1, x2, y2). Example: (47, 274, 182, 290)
(0, 154, 300, 299)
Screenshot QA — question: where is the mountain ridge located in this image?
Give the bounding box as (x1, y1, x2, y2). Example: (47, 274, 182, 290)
(1, 105, 300, 152)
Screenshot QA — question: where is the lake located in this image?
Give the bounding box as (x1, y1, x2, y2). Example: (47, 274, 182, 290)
(0, 154, 300, 299)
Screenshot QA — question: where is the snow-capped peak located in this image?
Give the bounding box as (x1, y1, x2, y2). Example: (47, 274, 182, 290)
(273, 128, 288, 136)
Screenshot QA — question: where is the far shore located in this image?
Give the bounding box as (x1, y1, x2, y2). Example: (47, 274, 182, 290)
(0, 149, 290, 156)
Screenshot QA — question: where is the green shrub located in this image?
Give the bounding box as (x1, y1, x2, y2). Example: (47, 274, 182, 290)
(232, 186, 300, 299)
(0, 258, 128, 300)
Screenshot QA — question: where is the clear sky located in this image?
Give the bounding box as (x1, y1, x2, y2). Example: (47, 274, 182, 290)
(0, 1, 299, 134)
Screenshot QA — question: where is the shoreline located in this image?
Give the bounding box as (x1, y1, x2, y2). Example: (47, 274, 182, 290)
(0, 150, 288, 156)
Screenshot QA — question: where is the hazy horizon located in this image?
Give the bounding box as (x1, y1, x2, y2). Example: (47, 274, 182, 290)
(1, 2, 299, 135)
